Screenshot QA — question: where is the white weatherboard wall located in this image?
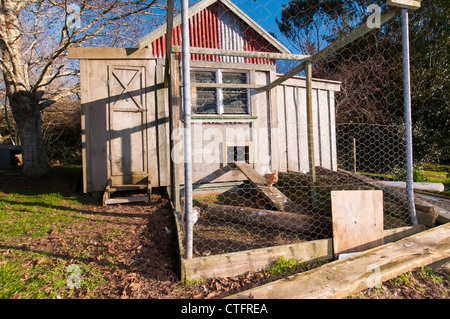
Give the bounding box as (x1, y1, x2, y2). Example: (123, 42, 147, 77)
(275, 75, 340, 175)
(175, 70, 341, 184)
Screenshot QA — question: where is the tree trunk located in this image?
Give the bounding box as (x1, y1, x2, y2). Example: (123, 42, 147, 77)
(10, 91, 49, 176)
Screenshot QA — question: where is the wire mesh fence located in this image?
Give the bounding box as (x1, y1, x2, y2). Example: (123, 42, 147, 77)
(169, 0, 447, 259)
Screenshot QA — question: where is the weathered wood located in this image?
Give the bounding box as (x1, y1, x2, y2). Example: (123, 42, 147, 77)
(104, 196, 148, 205)
(196, 200, 332, 237)
(171, 45, 310, 61)
(68, 47, 154, 60)
(182, 239, 332, 281)
(181, 225, 424, 281)
(234, 161, 296, 212)
(331, 190, 384, 258)
(226, 222, 450, 299)
(388, 0, 421, 10)
(261, 8, 401, 91)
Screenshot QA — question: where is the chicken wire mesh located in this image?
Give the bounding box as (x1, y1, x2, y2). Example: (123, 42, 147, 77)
(168, 0, 444, 259)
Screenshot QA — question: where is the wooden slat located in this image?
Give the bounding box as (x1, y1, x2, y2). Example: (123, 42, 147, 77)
(104, 196, 149, 205)
(234, 161, 307, 214)
(171, 45, 310, 61)
(226, 223, 450, 299)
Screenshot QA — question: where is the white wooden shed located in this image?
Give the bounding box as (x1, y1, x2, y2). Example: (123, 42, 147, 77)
(68, 0, 340, 204)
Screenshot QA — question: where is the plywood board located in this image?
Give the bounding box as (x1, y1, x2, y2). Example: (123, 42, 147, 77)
(331, 190, 384, 258)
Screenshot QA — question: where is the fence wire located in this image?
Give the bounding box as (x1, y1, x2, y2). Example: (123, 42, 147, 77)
(172, 0, 445, 258)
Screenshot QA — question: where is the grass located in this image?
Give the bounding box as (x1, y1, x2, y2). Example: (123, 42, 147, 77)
(0, 165, 108, 299)
(0, 192, 84, 239)
(360, 164, 450, 196)
(266, 256, 311, 277)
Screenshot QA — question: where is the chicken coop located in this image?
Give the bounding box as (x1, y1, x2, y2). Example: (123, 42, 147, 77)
(69, 0, 341, 203)
(70, 0, 430, 281)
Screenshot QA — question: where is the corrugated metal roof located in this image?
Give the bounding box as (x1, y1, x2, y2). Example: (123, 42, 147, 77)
(148, 0, 282, 64)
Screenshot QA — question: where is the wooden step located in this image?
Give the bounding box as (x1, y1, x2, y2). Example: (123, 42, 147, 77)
(109, 184, 148, 192)
(104, 195, 149, 205)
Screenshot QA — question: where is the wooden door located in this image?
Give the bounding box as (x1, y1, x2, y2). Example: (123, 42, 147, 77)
(108, 65, 147, 184)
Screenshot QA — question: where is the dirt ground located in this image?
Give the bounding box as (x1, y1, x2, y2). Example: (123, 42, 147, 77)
(1, 167, 448, 299)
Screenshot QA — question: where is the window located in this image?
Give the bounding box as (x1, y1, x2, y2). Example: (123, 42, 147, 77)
(191, 69, 250, 115)
(226, 145, 249, 164)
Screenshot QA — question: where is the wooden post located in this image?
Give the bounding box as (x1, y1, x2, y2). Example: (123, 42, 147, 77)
(169, 54, 181, 213)
(306, 61, 318, 206)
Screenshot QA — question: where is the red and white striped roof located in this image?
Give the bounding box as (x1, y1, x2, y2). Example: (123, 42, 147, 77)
(138, 0, 290, 65)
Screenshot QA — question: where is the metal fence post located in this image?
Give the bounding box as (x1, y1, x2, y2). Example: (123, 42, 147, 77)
(401, 8, 418, 225)
(181, 0, 193, 258)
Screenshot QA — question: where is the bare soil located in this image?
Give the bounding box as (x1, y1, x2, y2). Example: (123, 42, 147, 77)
(1, 166, 448, 299)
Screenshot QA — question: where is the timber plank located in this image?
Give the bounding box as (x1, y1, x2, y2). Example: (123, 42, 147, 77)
(234, 161, 297, 212)
(104, 196, 148, 205)
(226, 223, 450, 299)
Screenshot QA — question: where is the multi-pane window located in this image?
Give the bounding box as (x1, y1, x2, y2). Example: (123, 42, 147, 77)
(191, 69, 250, 115)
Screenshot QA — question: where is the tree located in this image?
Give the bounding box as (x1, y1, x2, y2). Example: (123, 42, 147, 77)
(277, 0, 404, 125)
(0, 0, 165, 176)
(409, 0, 449, 164)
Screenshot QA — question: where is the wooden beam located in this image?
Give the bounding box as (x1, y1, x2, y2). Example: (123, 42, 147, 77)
(306, 61, 318, 205)
(226, 222, 450, 299)
(171, 45, 310, 61)
(181, 224, 423, 281)
(187, 82, 263, 89)
(68, 47, 154, 60)
(388, 0, 421, 10)
(234, 161, 294, 212)
(261, 7, 401, 91)
(196, 201, 332, 236)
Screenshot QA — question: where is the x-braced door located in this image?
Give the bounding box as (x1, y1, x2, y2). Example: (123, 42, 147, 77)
(108, 65, 147, 184)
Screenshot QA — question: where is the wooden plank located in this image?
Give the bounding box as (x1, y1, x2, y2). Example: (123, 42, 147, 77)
(196, 201, 332, 236)
(276, 85, 287, 172)
(329, 91, 337, 170)
(269, 69, 280, 171)
(284, 86, 299, 171)
(104, 195, 149, 205)
(296, 87, 309, 173)
(234, 161, 304, 213)
(68, 47, 154, 60)
(182, 239, 332, 281)
(331, 190, 384, 258)
(181, 225, 424, 281)
(318, 89, 331, 169)
(226, 223, 450, 299)
(255, 71, 271, 174)
(171, 45, 310, 61)
(261, 8, 401, 91)
(156, 61, 170, 187)
(388, 0, 421, 10)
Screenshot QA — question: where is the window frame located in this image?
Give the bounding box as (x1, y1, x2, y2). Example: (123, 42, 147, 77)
(191, 68, 251, 116)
